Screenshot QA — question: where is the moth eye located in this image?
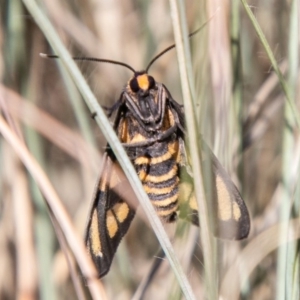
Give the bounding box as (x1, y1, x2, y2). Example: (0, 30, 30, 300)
(130, 78, 140, 93)
(148, 76, 156, 89)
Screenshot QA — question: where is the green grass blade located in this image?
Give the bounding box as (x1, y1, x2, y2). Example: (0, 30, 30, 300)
(277, 0, 300, 299)
(169, 0, 217, 298)
(240, 0, 300, 129)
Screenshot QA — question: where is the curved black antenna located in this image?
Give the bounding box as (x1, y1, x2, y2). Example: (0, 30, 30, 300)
(40, 25, 205, 74)
(40, 53, 136, 74)
(145, 27, 202, 73)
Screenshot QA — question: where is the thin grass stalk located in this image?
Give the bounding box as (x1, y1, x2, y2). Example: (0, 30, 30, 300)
(57, 64, 96, 147)
(291, 172, 300, 300)
(1, 84, 101, 172)
(230, 0, 243, 165)
(276, 0, 300, 298)
(6, 0, 25, 80)
(49, 212, 86, 300)
(276, 108, 294, 299)
(25, 32, 59, 300)
(0, 115, 107, 300)
(12, 158, 38, 299)
(240, 0, 300, 129)
(168, 0, 217, 298)
(288, 0, 300, 295)
(221, 219, 300, 299)
(0, 114, 107, 299)
(21, 0, 195, 298)
(291, 254, 300, 300)
(6, 1, 57, 297)
(207, 1, 231, 166)
(33, 201, 58, 300)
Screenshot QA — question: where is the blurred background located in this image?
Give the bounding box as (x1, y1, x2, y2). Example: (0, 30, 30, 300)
(0, 0, 299, 299)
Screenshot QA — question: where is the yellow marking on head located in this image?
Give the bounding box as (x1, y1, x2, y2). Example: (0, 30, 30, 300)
(216, 174, 241, 221)
(151, 192, 178, 208)
(139, 165, 178, 183)
(90, 210, 102, 257)
(106, 210, 118, 238)
(113, 202, 130, 223)
(137, 74, 150, 91)
(143, 178, 179, 195)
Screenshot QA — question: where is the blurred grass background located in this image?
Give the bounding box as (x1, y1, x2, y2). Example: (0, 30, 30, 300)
(0, 0, 300, 299)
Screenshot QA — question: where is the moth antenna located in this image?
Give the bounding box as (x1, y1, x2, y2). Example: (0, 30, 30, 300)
(145, 19, 219, 73)
(40, 53, 136, 74)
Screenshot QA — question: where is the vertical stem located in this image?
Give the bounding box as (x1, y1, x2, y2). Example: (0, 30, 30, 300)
(169, 0, 217, 298)
(277, 0, 300, 299)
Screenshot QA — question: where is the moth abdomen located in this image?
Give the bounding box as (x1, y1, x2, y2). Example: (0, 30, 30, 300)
(132, 140, 181, 222)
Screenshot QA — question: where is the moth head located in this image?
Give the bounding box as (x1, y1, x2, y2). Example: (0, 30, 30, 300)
(126, 71, 160, 123)
(129, 71, 156, 94)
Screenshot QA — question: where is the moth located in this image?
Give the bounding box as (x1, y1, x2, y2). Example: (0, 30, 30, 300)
(43, 36, 250, 278)
(83, 57, 250, 277)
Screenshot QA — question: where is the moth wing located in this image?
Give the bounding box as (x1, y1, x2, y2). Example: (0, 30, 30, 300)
(84, 152, 136, 277)
(179, 139, 250, 240)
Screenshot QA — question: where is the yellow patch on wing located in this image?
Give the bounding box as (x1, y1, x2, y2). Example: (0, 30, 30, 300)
(106, 210, 118, 238)
(232, 202, 241, 220)
(216, 174, 241, 221)
(90, 210, 102, 257)
(112, 202, 130, 223)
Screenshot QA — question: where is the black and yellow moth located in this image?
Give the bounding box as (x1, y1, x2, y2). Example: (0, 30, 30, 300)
(82, 54, 250, 278)
(43, 37, 250, 278)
